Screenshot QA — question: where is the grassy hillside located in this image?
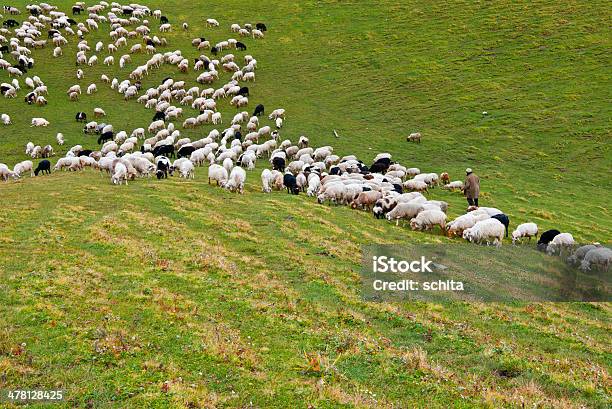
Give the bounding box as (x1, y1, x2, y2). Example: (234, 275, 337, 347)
(0, 0, 610, 408)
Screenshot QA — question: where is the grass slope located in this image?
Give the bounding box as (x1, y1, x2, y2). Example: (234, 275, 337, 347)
(0, 1, 610, 408)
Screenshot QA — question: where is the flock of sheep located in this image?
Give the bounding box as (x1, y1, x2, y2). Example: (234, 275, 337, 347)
(0, 2, 610, 273)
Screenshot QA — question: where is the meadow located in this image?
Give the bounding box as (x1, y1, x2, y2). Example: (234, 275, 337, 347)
(0, 0, 610, 407)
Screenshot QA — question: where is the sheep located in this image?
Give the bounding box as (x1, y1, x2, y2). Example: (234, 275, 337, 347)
(298, 136, 309, 149)
(206, 18, 220, 27)
(259, 170, 273, 192)
(443, 181, 464, 190)
(463, 218, 505, 247)
(34, 160, 51, 176)
(546, 233, 575, 256)
(351, 190, 383, 212)
(222, 157, 233, 175)
(446, 212, 490, 237)
(580, 247, 612, 272)
(536, 229, 561, 252)
(403, 179, 429, 192)
(53, 46, 62, 57)
(177, 160, 195, 179)
(306, 173, 321, 196)
(511, 223, 539, 244)
(383, 202, 423, 226)
(56, 133, 64, 145)
(31, 117, 49, 127)
(409, 209, 446, 233)
(0, 163, 18, 181)
(407, 132, 421, 143)
(13, 160, 34, 177)
(111, 162, 128, 185)
(87, 83, 97, 94)
(1, 113, 10, 125)
(208, 164, 228, 185)
(223, 166, 246, 193)
(567, 244, 600, 266)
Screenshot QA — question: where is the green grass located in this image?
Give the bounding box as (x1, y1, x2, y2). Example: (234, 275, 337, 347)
(0, 1, 610, 408)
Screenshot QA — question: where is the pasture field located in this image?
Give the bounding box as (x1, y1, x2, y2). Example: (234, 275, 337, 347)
(0, 0, 610, 408)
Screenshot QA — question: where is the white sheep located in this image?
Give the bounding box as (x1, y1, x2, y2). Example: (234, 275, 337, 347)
(580, 247, 612, 272)
(31, 117, 49, 127)
(546, 233, 575, 255)
(409, 209, 446, 233)
(386, 203, 424, 226)
(463, 219, 505, 247)
(56, 133, 64, 145)
(178, 160, 195, 179)
(87, 83, 97, 94)
(511, 223, 539, 244)
(208, 164, 228, 185)
(13, 160, 34, 177)
(111, 162, 128, 185)
(223, 166, 246, 193)
(1, 113, 11, 125)
(446, 212, 490, 237)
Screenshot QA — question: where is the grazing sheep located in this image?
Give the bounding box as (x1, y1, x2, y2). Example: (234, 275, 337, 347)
(444, 181, 464, 190)
(208, 164, 228, 185)
(511, 223, 539, 244)
(34, 160, 51, 176)
(463, 218, 505, 247)
(537, 229, 561, 252)
(111, 162, 128, 185)
(410, 209, 446, 233)
(386, 202, 424, 226)
(31, 117, 49, 127)
(13, 160, 34, 177)
(407, 132, 421, 143)
(223, 166, 246, 193)
(56, 133, 65, 145)
(403, 179, 428, 192)
(1, 113, 11, 125)
(580, 247, 612, 272)
(546, 233, 575, 256)
(490, 213, 510, 238)
(567, 244, 599, 266)
(178, 160, 195, 179)
(447, 212, 490, 237)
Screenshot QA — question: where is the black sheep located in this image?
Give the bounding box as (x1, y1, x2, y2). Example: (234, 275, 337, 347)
(236, 42, 247, 51)
(152, 111, 166, 122)
(234, 131, 242, 141)
(3, 20, 19, 28)
(329, 166, 342, 176)
(78, 150, 93, 157)
(256, 23, 267, 32)
(97, 132, 114, 144)
(272, 157, 285, 172)
(537, 229, 561, 252)
(283, 173, 300, 195)
(47, 29, 59, 38)
(238, 86, 249, 97)
(160, 16, 169, 24)
(156, 160, 170, 179)
(72, 6, 82, 14)
(75, 112, 87, 122)
(491, 213, 510, 237)
(211, 46, 219, 55)
(67, 18, 77, 25)
(153, 144, 174, 158)
(146, 38, 155, 46)
(253, 104, 264, 117)
(177, 145, 196, 158)
(392, 183, 403, 194)
(34, 160, 51, 176)
(0, 45, 8, 53)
